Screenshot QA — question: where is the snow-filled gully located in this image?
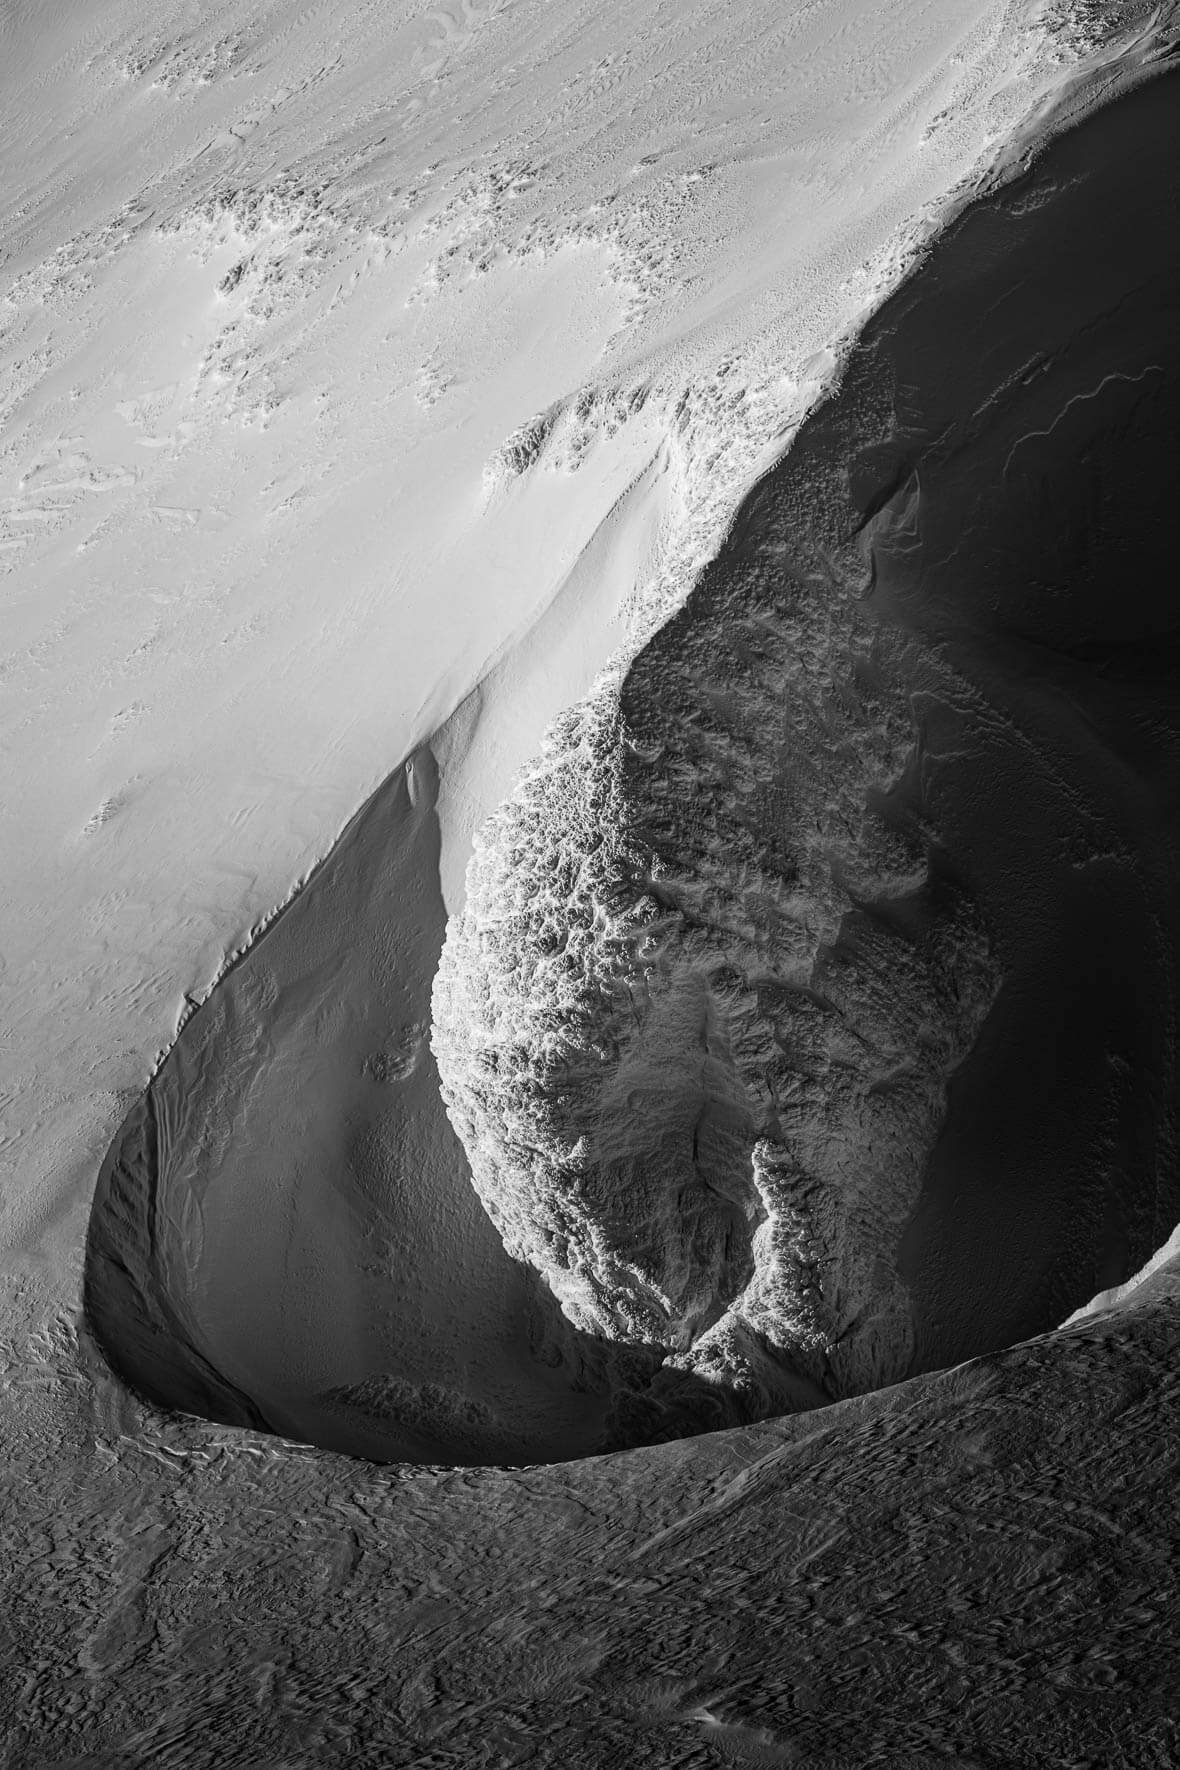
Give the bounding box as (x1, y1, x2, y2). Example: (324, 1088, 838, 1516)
(87, 62, 1180, 1467)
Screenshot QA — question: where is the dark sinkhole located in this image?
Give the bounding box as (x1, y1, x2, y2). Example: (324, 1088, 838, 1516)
(86, 63, 1180, 1466)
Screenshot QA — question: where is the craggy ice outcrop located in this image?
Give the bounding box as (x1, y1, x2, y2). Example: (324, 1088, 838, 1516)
(433, 507, 998, 1417)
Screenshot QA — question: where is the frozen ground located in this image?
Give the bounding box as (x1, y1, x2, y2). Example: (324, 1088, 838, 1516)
(3, 0, 1180, 1762)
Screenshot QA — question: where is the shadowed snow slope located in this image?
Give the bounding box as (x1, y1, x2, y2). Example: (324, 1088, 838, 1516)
(86, 747, 740, 1464)
(89, 57, 1180, 1463)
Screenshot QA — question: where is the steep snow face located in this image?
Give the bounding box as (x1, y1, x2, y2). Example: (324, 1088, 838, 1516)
(435, 52, 1180, 1420)
(433, 464, 998, 1413)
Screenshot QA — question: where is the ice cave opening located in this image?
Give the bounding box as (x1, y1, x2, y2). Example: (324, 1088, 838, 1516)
(85, 62, 1180, 1466)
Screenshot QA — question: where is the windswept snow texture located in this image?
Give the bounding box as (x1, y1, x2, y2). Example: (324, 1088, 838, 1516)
(434, 62, 1180, 1418)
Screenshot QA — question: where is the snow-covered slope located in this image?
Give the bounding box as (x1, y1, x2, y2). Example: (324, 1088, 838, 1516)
(0, 0, 1122, 1335)
(4, 0, 1180, 1760)
(434, 53, 1180, 1422)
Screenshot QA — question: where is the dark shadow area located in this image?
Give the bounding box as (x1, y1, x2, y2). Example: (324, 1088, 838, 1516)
(857, 66, 1180, 1370)
(86, 59, 1180, 1462)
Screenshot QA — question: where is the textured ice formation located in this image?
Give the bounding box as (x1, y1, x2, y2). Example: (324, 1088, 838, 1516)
(433, 544, 998, 1413)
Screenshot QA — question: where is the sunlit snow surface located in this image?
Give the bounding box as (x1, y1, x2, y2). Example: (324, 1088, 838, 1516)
(3, 0, 1180, 1763)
